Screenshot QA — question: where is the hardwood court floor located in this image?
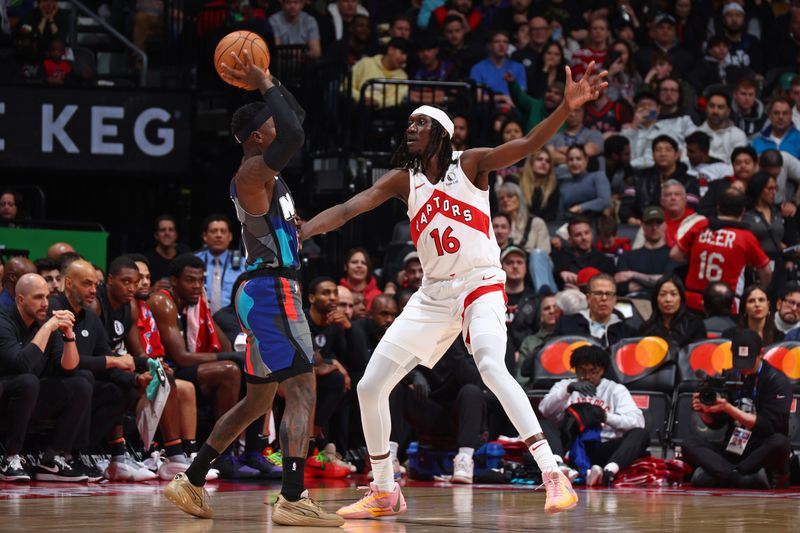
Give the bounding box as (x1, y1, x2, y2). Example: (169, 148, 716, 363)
(0, 477, 798, 533)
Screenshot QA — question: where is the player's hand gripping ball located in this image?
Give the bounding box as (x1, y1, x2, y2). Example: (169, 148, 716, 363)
(214, 31, 270, 90)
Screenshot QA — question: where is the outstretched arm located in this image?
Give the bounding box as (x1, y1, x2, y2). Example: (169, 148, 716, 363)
(300, 169, 409, 240)
(461, 63, 608, 176)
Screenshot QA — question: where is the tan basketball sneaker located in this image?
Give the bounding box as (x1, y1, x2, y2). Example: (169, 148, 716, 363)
(164, 473, 214, 519)
(272, 490, 345, 527)
(542, 470, 578, 514)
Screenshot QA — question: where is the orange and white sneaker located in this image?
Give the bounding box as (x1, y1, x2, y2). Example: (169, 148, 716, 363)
(542, 470, 578, 514)
(336, 482, 407, 519)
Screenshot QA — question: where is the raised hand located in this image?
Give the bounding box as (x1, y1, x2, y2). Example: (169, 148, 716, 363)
(564, 61, 608, 111)
(220, 49, 270, 91)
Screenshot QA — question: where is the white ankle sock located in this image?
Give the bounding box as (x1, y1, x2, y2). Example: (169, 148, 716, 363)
(458, 447, 474, 457)
(529, 440, 558, 472)
(604, 462, 619, 475)
(388, 441, 398, 459)
(371, 456, 395, 493)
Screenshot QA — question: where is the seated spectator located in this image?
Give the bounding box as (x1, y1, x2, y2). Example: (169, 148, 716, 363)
(633, 14, 694, 78)
(703, 282, 737, 338)
(594, 215, 630, 261)
(496, 182, 550, 257)
(757, 149, 800, 208)
(318, 14, 375, 70)
(507, 75, 564, 134)
(144, 215, 191, 289)
(439, 14, 485, 80)
(776, 284, 800, 338)
(538, 345, 648, 485)
(685, 131, 733, 196)
(516, 294, 561, 384)
(451, 114, 470, 151)
(583, 86, 633, 138)
(552, 217, 615, 290)
(351, 37, 409, 108)
(622, 90, 689, 170)
(555, 288, 588, 316)
(723, 285, 784, 346)
(671, 188, 771, 314)
(9, 28, 44, 84)
(558, 145, 611, 217)
(616, 207, 672, 297)
(684, 329, 792, 489)
(500, 245, 536, 329)
(571, 16, 609, 80)
(546, 106, 604, 166)
(431, 0, 482, 34)
(639, 274, 706, 349)
(699, 146, 758, 217)
(605, 39, 641, 104)
(132, 0, 163, 55)
(730, 77, 766, 139)
(397, 339, 486, 484)
(654, 76, 695, 136)
(268, 0, 321, 58)
(339, 248, 382, 311)
(518, 148, 559, 222)
(0, 273, 90, 482)
(194, 214, 245, 314)
(34, 258, 61, 297)
(42, 37, 71, 85)
(528, 41, 567, 100)
(551, 274, 636, 347)
(494, 119, 526, 180)
(743, 172, 790, 298)
(396, 252, 423, 293)
(752, 98, 800, 160)
(320, 0, 369, 46)
(23, 0, 68, 49)
(716, 2, 762, 75)
(492, 213, 511, 249)
(510, 16, 552, 96)
(411, 35, 457, 84)
(146, 254, 255, 477)
(0, 190, 20, 222)
(687, 35, 733, 93)
(694, 88, 747, 164)
(304, 277, 354, 463)
(619, 135, 699, 224)
(0, 257, 36, 310)
(604, 135, 633, 196)
(470, 29, 526, 110)
(632, 179, 698, 251)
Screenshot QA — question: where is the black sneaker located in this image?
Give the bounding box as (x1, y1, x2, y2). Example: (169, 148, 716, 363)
(68, 456, 104, 482)
(0, 455, 31, 481)
(36, 456, 89, 482)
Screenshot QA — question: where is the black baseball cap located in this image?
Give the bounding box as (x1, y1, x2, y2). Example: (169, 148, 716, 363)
(731, 329, 762, 370)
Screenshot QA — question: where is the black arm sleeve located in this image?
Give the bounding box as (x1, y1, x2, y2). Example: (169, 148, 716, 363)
(262, 86, 305, 172)
(273, 78, 306, 125)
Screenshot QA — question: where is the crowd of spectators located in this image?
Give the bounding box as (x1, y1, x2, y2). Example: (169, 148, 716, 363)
(2, 0, 800, 491)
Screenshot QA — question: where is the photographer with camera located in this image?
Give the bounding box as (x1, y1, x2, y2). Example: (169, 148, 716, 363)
(683, 329, 793, 489)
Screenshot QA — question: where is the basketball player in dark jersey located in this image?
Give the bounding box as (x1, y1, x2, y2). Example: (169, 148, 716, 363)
(164, 50, 343, 527)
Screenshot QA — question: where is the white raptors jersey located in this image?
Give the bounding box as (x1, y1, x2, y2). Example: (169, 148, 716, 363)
(407, 151, 501, 282)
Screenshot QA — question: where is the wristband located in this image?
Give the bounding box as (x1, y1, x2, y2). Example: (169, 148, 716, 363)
(63, 337, 76, 342)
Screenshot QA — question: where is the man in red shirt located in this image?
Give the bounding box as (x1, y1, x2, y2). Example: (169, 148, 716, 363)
(661, 179, 703, 248)
(670, 188, 771, 313)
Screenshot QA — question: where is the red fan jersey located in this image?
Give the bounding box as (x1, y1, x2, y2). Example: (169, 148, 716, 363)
(676, 217, 769, 312)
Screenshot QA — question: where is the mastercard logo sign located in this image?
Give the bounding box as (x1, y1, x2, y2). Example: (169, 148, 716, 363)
(689, 341, 733, 375)
(764, 345, 800, 380)
(540, 340, 592, 375)
(615, 337, 670, 376)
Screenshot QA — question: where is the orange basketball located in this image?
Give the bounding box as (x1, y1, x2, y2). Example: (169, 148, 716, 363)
(214, 31, 270, 89)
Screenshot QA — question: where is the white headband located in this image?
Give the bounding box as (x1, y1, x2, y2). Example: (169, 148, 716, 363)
(411, 105, 454, 138)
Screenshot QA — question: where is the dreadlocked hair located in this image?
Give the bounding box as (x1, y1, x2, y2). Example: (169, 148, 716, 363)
(390, 120, 454, 182)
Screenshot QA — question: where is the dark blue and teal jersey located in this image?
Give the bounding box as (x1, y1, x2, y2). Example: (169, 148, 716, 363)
(230, 174, 300, 271)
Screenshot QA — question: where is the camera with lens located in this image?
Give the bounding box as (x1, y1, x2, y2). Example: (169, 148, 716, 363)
(696, 372, 744, 406)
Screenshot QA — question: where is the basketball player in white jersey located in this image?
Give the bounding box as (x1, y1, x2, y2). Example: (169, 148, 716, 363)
(300, 63, 607, 518)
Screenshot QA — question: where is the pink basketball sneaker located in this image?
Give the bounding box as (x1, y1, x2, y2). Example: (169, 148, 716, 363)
(336, 482, 407, 519)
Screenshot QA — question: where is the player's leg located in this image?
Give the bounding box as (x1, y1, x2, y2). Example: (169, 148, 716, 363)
(338, 291, 459, 519)
(465, 291, 577, 513)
